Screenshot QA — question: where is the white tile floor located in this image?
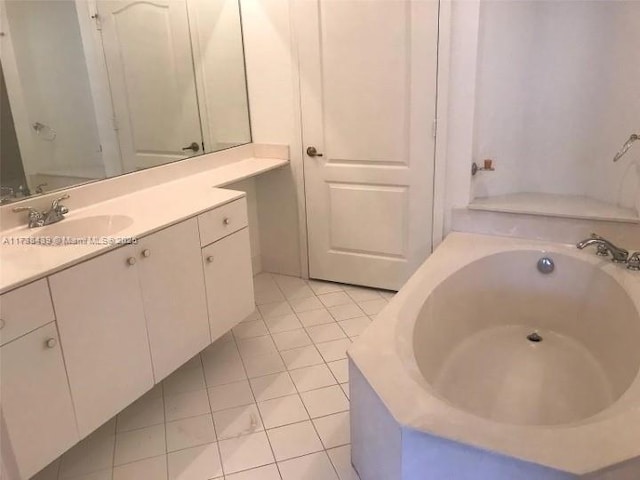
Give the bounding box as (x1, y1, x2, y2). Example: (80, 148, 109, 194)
(31, 274, 394, 480)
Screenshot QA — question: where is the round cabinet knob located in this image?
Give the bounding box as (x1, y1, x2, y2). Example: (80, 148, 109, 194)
(206, 255, 214, 263)
(223, 217, 231, 226)
(142, 249, 151, 258)
(45, 338, 57, 348)
(127, 257, 137, 266)
(0, 318, 5, 330)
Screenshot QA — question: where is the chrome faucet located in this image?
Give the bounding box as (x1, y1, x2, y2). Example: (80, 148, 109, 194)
(0, 186, 15, 205)
(576, 234, 629, 263)
(12, 194, 70, 228)
(628, 252, 640, 271)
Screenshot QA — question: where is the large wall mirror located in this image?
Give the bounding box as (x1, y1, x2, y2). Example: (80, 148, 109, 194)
(0, 0, 251, 204)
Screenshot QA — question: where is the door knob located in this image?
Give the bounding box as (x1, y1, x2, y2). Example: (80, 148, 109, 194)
(142, 249, 151, 258)
(306, 146, 323, 157)
(182, 142, 200, 153)
(126, 257, 137, 266)
(45, 338, 57, 348)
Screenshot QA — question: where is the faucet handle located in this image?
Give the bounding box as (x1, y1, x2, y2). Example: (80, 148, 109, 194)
(12, 206, 45, 227)
(12, 206, 41, 215)
(627, 252, 640, 271)
(51, 194, 70, 211)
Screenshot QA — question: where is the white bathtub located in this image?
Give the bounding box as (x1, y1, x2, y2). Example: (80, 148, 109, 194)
(349, 232, 640, 480)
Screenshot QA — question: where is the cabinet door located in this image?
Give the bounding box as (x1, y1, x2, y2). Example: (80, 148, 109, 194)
(202, 228, 255, 341)
(137, 218, 210, 380)
(49, 245, 154, 437)
(1, 322, 78, 479)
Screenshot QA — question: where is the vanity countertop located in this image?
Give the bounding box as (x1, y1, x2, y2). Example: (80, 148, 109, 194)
(0, 156, 288, 294)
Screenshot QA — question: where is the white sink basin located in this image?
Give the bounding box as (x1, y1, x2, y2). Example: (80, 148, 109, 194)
(29, 215, 134, 240)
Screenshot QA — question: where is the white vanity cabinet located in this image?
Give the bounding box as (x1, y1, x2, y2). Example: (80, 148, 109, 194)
(1, 322, 78, 479)
(202, 228, 254, 340)
(200, 211, 254, 340)
(136, 218, 210, 380)
(1, 193, 257, 476)
(49, 244, 154, 437)
(0, 279, 55, 347)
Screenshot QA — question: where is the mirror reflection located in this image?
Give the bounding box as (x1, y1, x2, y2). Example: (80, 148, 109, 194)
(0, 0, 251, 204)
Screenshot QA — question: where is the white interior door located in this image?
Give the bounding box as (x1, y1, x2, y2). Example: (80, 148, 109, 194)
(97, 0, 202, 171)
(297, 0, 439, 290)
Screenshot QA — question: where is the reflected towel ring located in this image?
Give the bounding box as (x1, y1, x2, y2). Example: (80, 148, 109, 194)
(32, 122, 57, 141)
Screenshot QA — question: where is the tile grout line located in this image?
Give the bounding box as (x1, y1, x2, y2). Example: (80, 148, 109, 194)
(199, 350, 225, 480)
(230, 310, 285, 480)
(269, 274, 344, 479)
(48, 274, 375, 480)
(161, 381, 168, 480)
(268, 274, 355, 391)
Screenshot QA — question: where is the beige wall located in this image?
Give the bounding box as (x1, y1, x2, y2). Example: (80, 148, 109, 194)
(240, 0, 306, 277)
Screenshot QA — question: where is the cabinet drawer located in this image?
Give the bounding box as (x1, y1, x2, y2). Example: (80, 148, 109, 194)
(0, 279, 55, 347)
(198, 197, 248, 247)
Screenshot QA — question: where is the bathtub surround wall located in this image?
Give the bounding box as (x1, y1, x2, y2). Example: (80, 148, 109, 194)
(452, 208, 640, 251)
(351, 365, 577, 480)
(474, 1, 640, 208)
(349, 233, 640, 479)
(442, 0, 640, 230)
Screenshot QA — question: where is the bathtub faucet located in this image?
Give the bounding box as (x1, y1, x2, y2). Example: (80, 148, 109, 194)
(576, 234, 629, 263)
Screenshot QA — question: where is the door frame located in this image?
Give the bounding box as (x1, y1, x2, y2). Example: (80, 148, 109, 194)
(0, 0, 38, 191)
(291, 0, 448, 282)
(184, 0, 212, 154)
(76, 0, 124, 177)
(431, 0, 480, 241)
(432, 0, 452, 249)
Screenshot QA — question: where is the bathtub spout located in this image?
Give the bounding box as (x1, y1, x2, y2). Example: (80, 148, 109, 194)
(577, 234, 629, 263)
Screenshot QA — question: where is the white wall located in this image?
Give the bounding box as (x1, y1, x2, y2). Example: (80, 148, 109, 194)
(442, 0, 479, 233)
(471, 0, 640, 208)
(5, 0, 104, 181)
(240, 0, 306, 277)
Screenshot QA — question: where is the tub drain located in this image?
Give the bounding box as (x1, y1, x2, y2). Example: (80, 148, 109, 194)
(527, 332, 543, 343)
